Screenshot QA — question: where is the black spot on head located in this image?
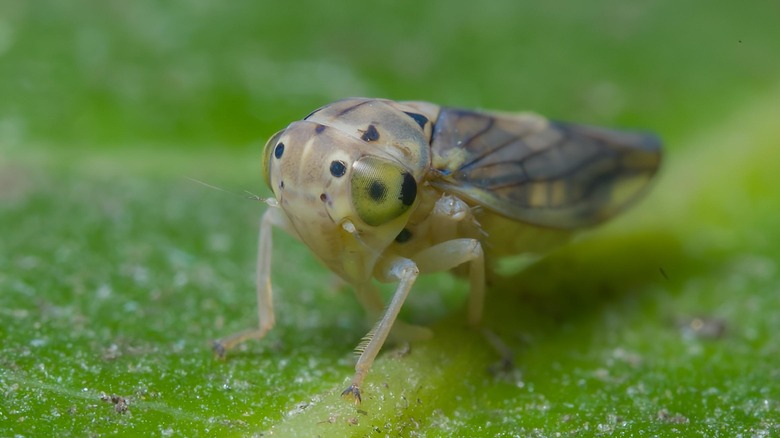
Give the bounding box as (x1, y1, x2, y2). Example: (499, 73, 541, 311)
(404, 112, 428, 130)
(274, 143, 285, 159)
(361, 125, 380, 142)
(330, 161, 347, 177)
(320, 193, 328, 202)
(279, 180, 284, 189)
(399, 172, 416, 206)
(315, 124, 326, 134)
(368, 180, 387, 202)
(395, 228, 412, 243)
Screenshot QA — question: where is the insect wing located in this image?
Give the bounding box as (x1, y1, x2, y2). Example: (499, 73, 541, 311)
(429, 108, 662, 229)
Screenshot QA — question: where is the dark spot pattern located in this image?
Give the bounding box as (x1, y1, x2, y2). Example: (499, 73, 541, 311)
(368, 180, 387, 202)
(361, 125, 380, 142)
(395, 228, 412, 243)
(330, 161, 347, 177)
(404, 112, 428, 130)
(274, 143, 285, 159)
(279, 181, 284, 189)
(320, 193, 328, 202)
(399, 172, 416, 206)
(315, 124, 326, 134)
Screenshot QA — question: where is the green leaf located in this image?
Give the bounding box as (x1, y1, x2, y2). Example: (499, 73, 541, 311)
(2, 0, 780, 436)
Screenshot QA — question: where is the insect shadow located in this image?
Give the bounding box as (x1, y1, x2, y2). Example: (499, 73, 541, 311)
(434, 228, 690, 360)
(490, 229, 685, 320)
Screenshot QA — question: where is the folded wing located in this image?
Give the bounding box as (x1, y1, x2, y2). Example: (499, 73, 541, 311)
(429, 108, 662, 229)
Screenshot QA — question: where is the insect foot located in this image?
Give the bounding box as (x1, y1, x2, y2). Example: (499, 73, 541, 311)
(212, 340, 231, 359)
(341, 385, 362, 404)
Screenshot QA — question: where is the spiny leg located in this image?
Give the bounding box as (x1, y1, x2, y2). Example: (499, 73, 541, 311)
(342, 238, 485, 402)
(342, 258, 419, 403)
(213, 207, 292, 357)
(352, 280, 433, 343)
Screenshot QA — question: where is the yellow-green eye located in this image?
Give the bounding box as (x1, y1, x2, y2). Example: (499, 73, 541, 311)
(350, 156, 417, 226)
(262, 131, 284, 189)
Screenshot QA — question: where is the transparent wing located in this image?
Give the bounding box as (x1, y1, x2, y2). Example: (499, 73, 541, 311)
(429, 108, 662, 229)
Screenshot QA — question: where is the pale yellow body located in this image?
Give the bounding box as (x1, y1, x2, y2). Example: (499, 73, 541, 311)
(214, 98, 661, 402)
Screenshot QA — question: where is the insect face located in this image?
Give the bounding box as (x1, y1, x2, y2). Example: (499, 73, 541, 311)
(261, 100, 432, 283)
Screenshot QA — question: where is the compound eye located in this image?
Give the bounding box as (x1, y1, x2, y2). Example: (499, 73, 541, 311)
(262, 130, 284, 189)
(350, 156, 417, 226)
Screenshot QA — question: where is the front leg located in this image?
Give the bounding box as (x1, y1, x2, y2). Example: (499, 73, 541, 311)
(342, 237, 485, 403)
(342, 258, 419, 403)
(213, 207, 293, 357)
(352, 279, 433, 343)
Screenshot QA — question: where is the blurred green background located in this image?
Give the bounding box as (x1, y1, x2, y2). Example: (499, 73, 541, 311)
(2, 0, 779, 436)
